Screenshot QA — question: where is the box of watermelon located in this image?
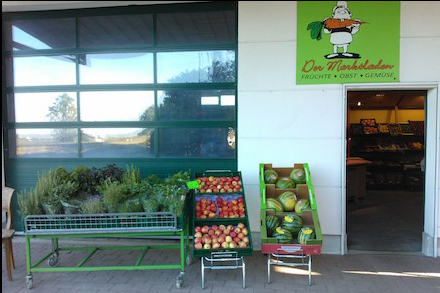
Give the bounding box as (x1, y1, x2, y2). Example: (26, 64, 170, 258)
(260, 209, 322, 255)
(261, 182, 317, 213)
(194, 171, 243, 194)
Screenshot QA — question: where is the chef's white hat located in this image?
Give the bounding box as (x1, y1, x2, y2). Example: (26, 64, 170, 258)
(333, 1, 351, 15)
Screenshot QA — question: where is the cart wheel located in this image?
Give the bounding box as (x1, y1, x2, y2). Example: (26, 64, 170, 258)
(26, 275, 33, 289)
(48, 253, 59, 267)
(186, 254, 193, 266)
(176, 273, 185, 289)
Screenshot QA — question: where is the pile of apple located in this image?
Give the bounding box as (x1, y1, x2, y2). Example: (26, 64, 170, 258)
(197, 176, 242, 193)
(195, 198, 217, 219)
(194, 223, 250, 250)
(218, 196, 245, 218)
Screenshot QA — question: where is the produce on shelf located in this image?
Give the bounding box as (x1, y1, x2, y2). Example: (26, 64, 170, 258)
(196, 176, 242, 193)
(266, 198, 284, 213)
(278, 191, 297, 211)
(298, 227, 315, 245)
(264, 169, 279, 184)
(193, 223, 250, 249)
(273, 227, 293, 244)
(265, 215, 281, 236)
(18, 165, 191, 216)
(275, 177, 296, 189)
(294, 199, 310, 213)
(290, 169, 306, 184)
(195, 195, 245, 219)
(281, 215, 303, 235)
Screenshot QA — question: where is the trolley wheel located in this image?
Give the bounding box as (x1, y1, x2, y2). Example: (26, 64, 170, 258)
(47, 253, 59, 267)
(26, 275, 33, 289)
(176, 272, 185, 289)
(186, 254, 193, 266)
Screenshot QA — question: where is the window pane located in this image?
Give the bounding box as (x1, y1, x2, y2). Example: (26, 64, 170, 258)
(157, 50, 235, 83)
(81, 128, 154, 158)
(80, 91, 154, 122)
(79, 14, 153, 48)
(13, 92, 77, 123)
(158, 90, 235, 121)
(12, 129, 78, 158)
(14, 56, 76, 86)
(79, 53, 153, 84)
(159, 128, 235, 158)
(157, 11, 236, 45)
(4, 18, 75, 51)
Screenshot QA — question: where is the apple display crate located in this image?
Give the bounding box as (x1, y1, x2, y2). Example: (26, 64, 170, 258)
(192, 170, 253, 289)
(24, 194, 192, 290)
(259, 163, 322, 286)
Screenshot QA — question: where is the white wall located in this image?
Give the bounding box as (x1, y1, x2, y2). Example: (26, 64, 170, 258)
(238, 1, 440, 255)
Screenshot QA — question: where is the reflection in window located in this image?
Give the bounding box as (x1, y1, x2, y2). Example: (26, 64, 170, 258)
(80, 91, 154, 121)
(79, 53, 154, 85)
(79, 14, 153, 48)
(158, 90, 235, 121)
(13, 129, 78, 158)
(156, 11, 236, 45)
(5, 18, 75, 50)
(81, 128, 154, 158)
(14, 56, 76, 86)
(159, 128, 235, 158)
(157, 50, 235, 83)
(14, 92, 77, 123)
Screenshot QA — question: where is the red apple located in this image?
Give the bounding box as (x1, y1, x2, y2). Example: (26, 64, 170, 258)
(237, 233, 245, 239)
(211, 225, 218, 231)
(208, 230, 215, 236)
(195, 232, 203, 238)
(242, 236, 250, 244)
(194, 226, 202, 233)
(242, 228, 249, 235)
(203, 243, 211, 249)
(227, 225, 234, 231)
(212, 243, 221, 249)
(234, 237, 240, 244)
(239, 242, 247, 248)
(229, 242, 237, 248)
(203, 236, 212, 244)
(223, 229, 230, 235)
(225, 236, 233, 243)
(194, 243, 203, 249)
(219, 225, 226, 230)
(218, 236, 225, 244)
(237, 223, 245, 229)
(234, 227, 241, 234)
(194, 237, 202, 244)
(221, 242, 229, 249)
(230, 231, 237, 238)
(212, 238, 218, 244)
(208, 212, 216, 218)
(200, 215, 207, 219)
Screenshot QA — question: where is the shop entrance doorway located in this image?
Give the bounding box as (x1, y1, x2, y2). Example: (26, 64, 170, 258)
(346, 90, 426, 252)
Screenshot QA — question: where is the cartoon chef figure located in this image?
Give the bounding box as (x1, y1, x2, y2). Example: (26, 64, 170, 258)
(323, 1, 362, 59)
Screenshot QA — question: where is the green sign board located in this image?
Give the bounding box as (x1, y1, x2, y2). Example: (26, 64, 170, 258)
(297, 1, 400, 85)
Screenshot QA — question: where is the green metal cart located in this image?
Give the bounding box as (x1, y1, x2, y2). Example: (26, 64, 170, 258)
(24, 193, 192, 290)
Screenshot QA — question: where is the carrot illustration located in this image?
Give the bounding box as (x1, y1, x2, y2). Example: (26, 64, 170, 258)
(323, 18, 365, 29)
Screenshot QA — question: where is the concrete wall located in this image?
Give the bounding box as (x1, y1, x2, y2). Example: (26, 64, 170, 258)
(237, 1, 440, 254)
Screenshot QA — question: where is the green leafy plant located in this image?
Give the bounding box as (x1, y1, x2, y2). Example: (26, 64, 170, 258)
(17, 188, 43, 216)
(80, 195, 106, 214)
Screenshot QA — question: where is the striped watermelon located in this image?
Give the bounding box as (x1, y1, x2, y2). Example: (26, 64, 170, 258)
(294, 199, 310, 213)
(290, 169, 306, 184)
(266, 198, 284, 213)
(265, 215, 281, 236)
(264, 169, 278, 184)
(275, 177, 296, 189)
(281, 215, 303, 234)
(278, 191, 297, 212)
(273, 227, 293, 244)
(298, 227, 315, 245)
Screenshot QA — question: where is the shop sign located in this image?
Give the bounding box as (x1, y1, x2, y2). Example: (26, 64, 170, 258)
(297, 1, 400, 85)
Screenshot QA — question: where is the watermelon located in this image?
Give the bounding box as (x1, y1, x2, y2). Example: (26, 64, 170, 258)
(290, 169, 306, 184)
(294, 199, 310, 213)
(264, 169, 278, 184)
(275, 177, 296, 189)
(278, 191, 297, 211)
(265, 215, 281, 236)
(266, 198, 284, 213)
(298, 227, 315, 245)
(273, 227, 293, 244)
(281, 215, 303, 234)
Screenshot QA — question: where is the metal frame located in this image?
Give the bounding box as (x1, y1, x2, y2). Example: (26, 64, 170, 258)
(267, 248, 312, 286)
(25, 218, 191, 289)
(201, 251, 246, 289)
